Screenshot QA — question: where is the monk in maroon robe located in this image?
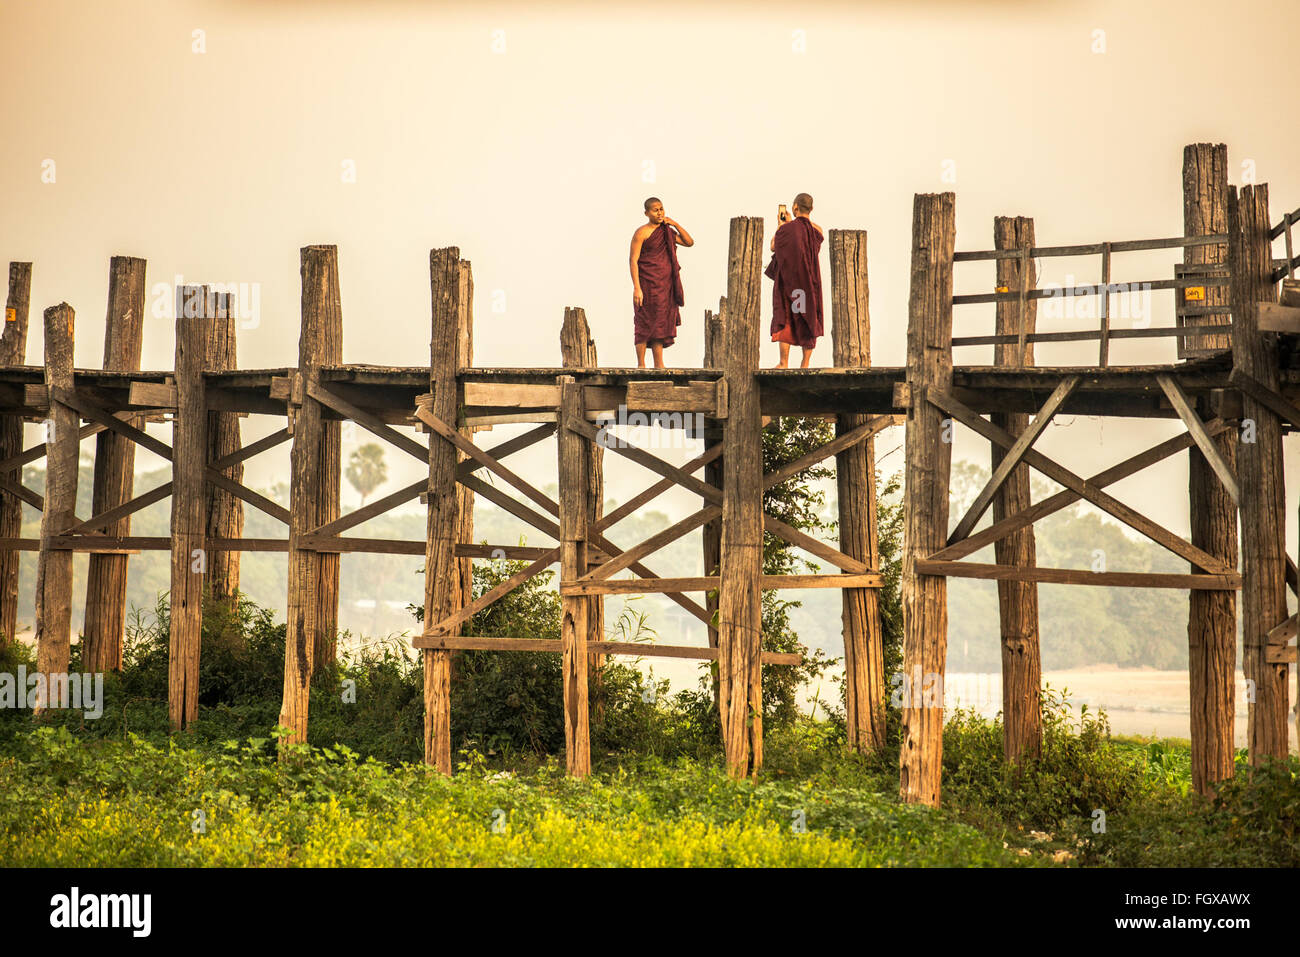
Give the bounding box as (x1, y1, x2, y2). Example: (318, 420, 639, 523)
(766, 192, 824, 368)
(630, 197, 693, 368)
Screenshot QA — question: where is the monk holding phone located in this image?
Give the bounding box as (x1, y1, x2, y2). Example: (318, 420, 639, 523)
(766, 192, 824, 368)
(630, 197, 694, 368)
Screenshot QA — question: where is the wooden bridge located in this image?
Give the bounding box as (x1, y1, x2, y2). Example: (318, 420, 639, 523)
(3, 143, 1297, 805)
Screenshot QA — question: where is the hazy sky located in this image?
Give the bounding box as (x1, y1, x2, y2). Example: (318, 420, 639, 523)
(3, 0, 1300, 561)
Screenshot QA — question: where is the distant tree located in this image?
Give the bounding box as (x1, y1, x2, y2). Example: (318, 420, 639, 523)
(345, 443, 388, 507)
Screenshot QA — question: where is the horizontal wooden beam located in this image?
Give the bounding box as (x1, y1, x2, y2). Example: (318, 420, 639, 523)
(413, 635, 800, 665)
(1265, 644, 1297, 664)
(762, 573, 883, 589)
(915, 559, 1240, 590)
(298, 535, 425, 555)
(462, 382, 559, 407)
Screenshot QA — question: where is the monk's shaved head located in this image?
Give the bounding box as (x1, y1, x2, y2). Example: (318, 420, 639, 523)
(644, 197, 662, 212)
(793, 193, 814, 213)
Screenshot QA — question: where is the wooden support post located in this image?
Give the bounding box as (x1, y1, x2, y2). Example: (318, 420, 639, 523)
(828, 229, 887, 755)
(279, 250, 337, 748)
(900, 193, 955, 806)
(454, 262, 474, 619)
(423, 247, 462, 774)
(33, 303, 77, 713)
(1229, 184, 1290, 764)
(702, 299, 725, 651)
(83, 256, 146, 673)
(718, 217, 764, 778)
(312, 261, 343, 674)
(557, 375, 592, 776)
(1183, 144, 1237, 795)
(168, 287, 207, 729)
(0, 263, 32, 648)
(204, 290, 244, 608)
(560, 307, 604, 709)
(992, 216, 1042, 765)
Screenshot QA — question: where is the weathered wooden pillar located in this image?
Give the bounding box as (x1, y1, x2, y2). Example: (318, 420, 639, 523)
(312, 261, 343, 674)
(423, 247, 463, 773)
(83, 256, 146, 673)
(1183, 144, 1237, 794)
(1228, 184, 1289, 764)
(560, 307, 604, 700)
(168, 287, 208, 729)
(454, 262, 474, 617)
(204, 290, 244, 607)
(900, 193, 955, 806)
(279, 249, 339, 747)
(33, 303, 77, 713)
(992, 217, 1042, 764)
(829, 229, 887, 755)
(0, 263, 32, 648)
(702, 300, 725, 651)
(557, 374, 592, 777)
(718, 217, 764, 778)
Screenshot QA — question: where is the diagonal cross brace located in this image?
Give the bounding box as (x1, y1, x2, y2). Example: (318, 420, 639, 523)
(1156, 374, 1238, 505)
(928, 420, 1231, 563)
(948, 375, 1080, 545)
(566, 416, 870, 574)
(927, 388, 1235, 576)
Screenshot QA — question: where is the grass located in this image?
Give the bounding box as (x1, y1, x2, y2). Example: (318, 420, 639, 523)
(1, 591, 1295, 868)
(0, 726, 1037, 867)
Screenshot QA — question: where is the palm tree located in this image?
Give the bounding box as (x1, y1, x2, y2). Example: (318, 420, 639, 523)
(345, 443, 388, 507)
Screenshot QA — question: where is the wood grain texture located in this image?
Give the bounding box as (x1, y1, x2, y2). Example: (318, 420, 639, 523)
(204, 291, 244, 608)
(992, 217, 1042, 765)
(311, 256, 343, 674)
(84, 258, 146, 673)
(1183, 143, 1232, 354)
(561, 306, 605, 702)
(1229, 184, 1290, 764)
(422, 247, 461, 774)
(168, 290, 207, 729)
(828, 229, 887, 755)
(702, 303, 724, 650)
(1183, 145, 1238, 795)
(0, 263, 32, 647)
(557, 376, 591, 776)
(900, 194, 955, 806)
(719, 218, 764, 778)
(34, 303, 77, 714)
(279, 250, 337, 749)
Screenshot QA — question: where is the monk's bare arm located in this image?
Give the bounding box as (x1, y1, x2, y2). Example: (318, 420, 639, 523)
(664, 217, 694, 247)
(630, 226, 651, 306)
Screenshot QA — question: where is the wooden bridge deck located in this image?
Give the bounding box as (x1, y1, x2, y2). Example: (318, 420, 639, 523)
(0, 352, 1294, 420)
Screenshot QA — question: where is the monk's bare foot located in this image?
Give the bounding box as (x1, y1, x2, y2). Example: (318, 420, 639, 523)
(775, 361, 789, 369)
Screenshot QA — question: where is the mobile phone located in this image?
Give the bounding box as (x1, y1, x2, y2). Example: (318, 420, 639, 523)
(778, 204, 789, 223)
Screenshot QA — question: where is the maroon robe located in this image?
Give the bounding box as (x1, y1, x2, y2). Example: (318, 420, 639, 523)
(766, 217, 824, 348)
(634, 223, 684, 347)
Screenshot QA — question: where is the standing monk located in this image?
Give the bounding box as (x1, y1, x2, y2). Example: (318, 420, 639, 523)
(630, 197, 694, 368)
(767, 192, 824, 368)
